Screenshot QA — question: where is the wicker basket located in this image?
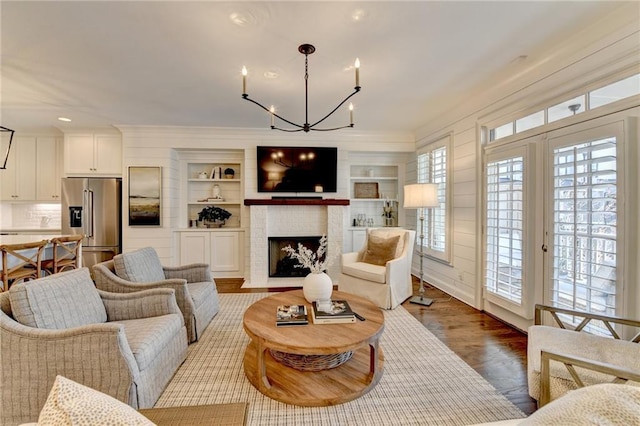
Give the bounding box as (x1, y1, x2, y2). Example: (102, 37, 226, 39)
(269, 349, 354, 371)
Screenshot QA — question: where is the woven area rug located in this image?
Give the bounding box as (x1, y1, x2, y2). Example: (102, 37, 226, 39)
(156, 293, 526, 425)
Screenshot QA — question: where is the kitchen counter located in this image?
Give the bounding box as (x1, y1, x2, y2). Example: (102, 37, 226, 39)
(0, 228, 62, 235)
(0, 234, 77, 275)
(0, 234, 65, 245)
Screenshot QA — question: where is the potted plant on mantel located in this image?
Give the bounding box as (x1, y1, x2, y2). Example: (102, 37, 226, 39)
(198, 205, 232, 228)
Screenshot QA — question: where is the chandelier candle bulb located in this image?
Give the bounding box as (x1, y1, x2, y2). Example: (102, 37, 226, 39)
(270, 105, 275, 127)
(241, 66, 247, 95)
(355, 58, 360, 87)
(349, 103, 354, 125)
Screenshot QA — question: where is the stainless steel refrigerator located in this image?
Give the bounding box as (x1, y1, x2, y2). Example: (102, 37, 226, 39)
(61, 178, 122, 270)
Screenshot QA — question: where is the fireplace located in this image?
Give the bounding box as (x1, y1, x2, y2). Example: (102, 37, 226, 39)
(268, 236, 323, 278)
(244, 201, 348, 288)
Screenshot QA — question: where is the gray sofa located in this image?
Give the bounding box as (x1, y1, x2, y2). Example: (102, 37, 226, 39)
(0, 267, 188, 425)
(93, 247, 219, 343)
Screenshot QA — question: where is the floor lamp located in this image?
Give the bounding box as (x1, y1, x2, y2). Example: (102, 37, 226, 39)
(403, 183, 439, 306)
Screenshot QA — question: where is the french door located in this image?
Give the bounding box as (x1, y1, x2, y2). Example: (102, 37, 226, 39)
(483, 117, 632, 329)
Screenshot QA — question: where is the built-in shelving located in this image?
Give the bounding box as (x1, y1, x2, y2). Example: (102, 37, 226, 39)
(185, 159, 243, 228)
(349, 164, 399, 227)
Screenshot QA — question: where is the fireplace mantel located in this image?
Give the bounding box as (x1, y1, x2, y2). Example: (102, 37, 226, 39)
(244, 198, 350, 206)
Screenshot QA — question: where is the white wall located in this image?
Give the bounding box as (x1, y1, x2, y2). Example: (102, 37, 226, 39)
(408, 3, 640, 328)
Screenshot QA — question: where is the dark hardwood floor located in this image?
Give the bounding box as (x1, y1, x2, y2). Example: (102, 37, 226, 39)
(215, 277, 537, 416)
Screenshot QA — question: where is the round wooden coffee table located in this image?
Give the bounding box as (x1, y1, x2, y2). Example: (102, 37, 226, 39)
(243, 289, 384, 407)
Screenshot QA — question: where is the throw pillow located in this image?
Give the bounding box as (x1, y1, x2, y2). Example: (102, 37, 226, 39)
(38, 375, 155, 425)
(361, 234, 400, 266)
(369, 229, 405, 258)
(113, 247, 166, 283)
(9, 268, 107, 329)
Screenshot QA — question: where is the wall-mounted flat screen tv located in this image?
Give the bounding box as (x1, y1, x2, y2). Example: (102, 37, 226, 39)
(257, 146, 337, 193)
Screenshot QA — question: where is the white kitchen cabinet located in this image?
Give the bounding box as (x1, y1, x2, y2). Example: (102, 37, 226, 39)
(345, 228, 367, 253)
(64, 134, 122, 176)
(36, 137, 64, 201)
(0, 136, 37, 201)
(178, 230, 244, 278)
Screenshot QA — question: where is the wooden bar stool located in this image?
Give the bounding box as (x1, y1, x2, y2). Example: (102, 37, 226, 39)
(0, 240, 48, 292)
(41, 235, 84, 275)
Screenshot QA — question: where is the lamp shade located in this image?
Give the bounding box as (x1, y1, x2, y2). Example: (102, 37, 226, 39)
(403, 183, 439, 209)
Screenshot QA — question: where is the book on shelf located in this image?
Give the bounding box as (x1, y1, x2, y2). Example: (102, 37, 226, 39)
(310, 300, 356, 324)
(275, 305, 309, 327)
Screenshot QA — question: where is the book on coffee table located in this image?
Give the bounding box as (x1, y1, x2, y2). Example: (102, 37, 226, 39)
(311, 300, 356, 324)
(276, 304, 309, 327)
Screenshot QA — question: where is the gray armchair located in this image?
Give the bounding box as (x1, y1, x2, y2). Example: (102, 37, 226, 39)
(93, 247, 219, 343)
(0, 268, 188, 425)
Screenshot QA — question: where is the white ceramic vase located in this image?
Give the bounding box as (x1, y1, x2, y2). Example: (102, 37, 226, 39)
(303, 272, 333, 303)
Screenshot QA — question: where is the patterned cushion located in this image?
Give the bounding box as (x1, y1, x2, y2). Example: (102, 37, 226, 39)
(38, 375, 154, 425)
(521, 383, 640, 425)
(113, 247, 166, 283)
(9, 268, 107, 329)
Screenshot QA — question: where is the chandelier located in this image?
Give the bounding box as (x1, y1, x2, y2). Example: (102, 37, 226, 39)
(0, 126, 15, 170)
(242, 44, 361, 132)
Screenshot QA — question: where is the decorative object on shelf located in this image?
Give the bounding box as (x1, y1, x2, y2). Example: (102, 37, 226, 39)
(224, 168, 235, 179)
(282, 234, 338, 302)
(242, 44, 361, 133)
(403, 183, 439, 306)
(197, 205, 231, 228)
(382, 200, 395, 227)
(198, 171, 208, 179)
(354, 182, 379, 199)
(209, 166, 223, 180)
(212, 184, 221, 199)
(128, 166, 161, 227)
(0, 126, 15, 170)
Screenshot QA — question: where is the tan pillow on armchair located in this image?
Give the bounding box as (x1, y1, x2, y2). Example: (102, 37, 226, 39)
(361, 234, 400, 266)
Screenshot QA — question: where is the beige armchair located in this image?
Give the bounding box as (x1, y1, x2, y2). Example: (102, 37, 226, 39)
(93, 247, 219, 343)
(339, 228, 416, 309)
(528, 304, 640, 407)
(0, 268, 188, 425)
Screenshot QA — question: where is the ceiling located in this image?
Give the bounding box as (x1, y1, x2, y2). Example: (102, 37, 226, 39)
(0, 1, 624, 134)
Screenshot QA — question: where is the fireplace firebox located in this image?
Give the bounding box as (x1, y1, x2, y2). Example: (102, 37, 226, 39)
(268, 236, 324, 278)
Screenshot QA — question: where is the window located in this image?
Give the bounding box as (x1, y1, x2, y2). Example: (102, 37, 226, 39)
(485, 156, 525, 304)
(589, 73, 640, 109)
(515, 110, 545, 133)
(488, 72, 639, 142)
(550, 136, 618, 334)
(416, 135, 450, 263)
(548, 96, 586, 123)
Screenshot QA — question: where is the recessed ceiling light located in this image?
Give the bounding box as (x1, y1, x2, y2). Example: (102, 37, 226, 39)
(351, 9, 369, 22)
(263, 70, 279, 79)
(57, 117, 72, 122)
(230, 11, 257, 27)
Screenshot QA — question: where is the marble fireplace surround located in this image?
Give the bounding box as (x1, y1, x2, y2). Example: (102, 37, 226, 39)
(243, 198, 349, 288)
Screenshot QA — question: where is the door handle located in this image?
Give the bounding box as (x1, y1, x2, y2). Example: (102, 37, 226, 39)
(541, 244, 548, 253)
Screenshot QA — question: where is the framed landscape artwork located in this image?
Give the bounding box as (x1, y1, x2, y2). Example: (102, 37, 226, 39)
(128, 166, 161, 226)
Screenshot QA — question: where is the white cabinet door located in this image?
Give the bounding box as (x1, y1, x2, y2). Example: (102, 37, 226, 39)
(179, 232, 211, 265)
(179, 230, 244, 278)
(64, 134, 122, 176)
(211, 231, 241, 272)
(64, 134, 95, 174)
(95, 135, 122, 174)
(0, 136, 36, 200)
(36, 137, 63, 200)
